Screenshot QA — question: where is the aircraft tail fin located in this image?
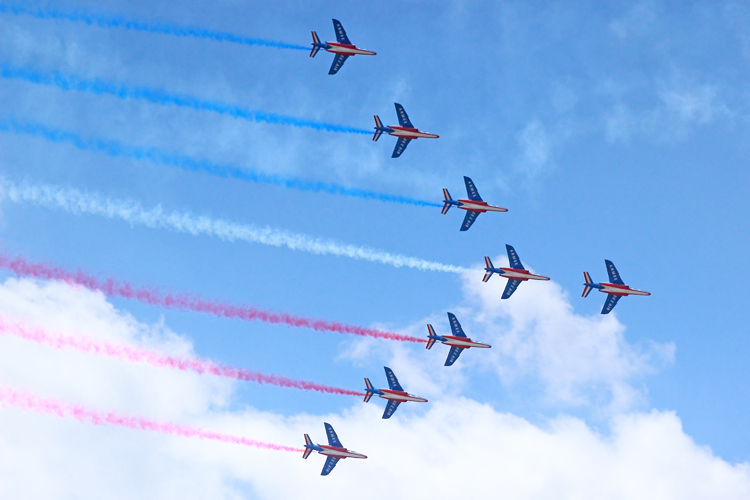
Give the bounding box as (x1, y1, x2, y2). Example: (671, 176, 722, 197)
(582, 271, 594, 298)
(302, 434, 314, 459)
(441, 188, 453, 214)
(363, 378, 374, 402)
(373, 115, 384, 141)
(483, 256, 494, 282)
(310, 32, 321, 58)
(426, 324, 437, 350)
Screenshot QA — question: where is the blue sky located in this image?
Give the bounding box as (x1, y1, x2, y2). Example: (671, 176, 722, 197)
(1, 1, 749, 498)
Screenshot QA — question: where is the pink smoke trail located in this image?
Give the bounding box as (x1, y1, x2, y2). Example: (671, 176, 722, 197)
(0, 386, 303, 452)
(0, 318, 364, 397)
(0, 253, 425, 343)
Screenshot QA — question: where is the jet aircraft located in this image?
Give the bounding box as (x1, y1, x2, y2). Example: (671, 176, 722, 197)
(426, 312, 491, 366)
(582, 260, 651, 314)
(442, 176, 508, 231)
(363, 366, 428, 419)
(373, 103, 439, 158)
(310, 19, 376, 75)
(302, 422, 367, 475)
(483, 244, 550, 299)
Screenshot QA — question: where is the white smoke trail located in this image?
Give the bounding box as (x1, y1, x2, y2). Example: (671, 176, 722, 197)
(2, 180, 469, 274)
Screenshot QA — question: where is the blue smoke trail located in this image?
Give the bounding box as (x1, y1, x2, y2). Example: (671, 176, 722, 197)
(0, 64, 372, 135)
(0, 119, 441, 208)
(0, 2, 309, 51)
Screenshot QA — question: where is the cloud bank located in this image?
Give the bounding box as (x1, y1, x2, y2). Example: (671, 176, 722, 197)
(0, 272, 744, 499)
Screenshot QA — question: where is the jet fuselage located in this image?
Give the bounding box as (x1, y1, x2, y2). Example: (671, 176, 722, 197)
(376, 389, 428, 403)
(324, 42, 376, 56)
(440, 335, 491, 349)
(491, 268, 550, 281)
(597, 282, 651, 297)
(457, 199, 508, 213)
(386, 126, 439, 139)
(316, 445, 367, 460)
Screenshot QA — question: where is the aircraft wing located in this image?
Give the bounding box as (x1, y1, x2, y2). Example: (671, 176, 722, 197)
(463, 176, 483, 201)
(601, 294, 621, 314)
(501, 279, 521, 299)
(328, 54, 348, 75)
(384, 367, 404, 391)
(460, 210, 480, 231)
(382, 400, 401, 419)
(332, 19, 352, 44)
(604, 260, 625, 285)
(321, 456, 340, 476)
(506, 244, 525, 270)
(445, 346, 463, 366)
(324, 422, 343, 447)
(394, 103, 414, 128)
(447, 313, 467, 337)
(391, 137, 411, 158)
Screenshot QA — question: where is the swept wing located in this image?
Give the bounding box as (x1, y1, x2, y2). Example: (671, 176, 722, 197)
(384, 367, 404, 391)
(502, 279, 521, 299)
(321, 456, 340, 476)
(605, 260, 625, 285)
(447, 312, 467, 337)
(394, 103, 414, 128)
(445, 346, 463, 366)
(392, 137, 411, 158)
(460, 211, 480, 231)
(328, 54, 348, 75)
(383, 400, 401, 419)
(332, 19, 351, 44)
(601, 294, 621, 314)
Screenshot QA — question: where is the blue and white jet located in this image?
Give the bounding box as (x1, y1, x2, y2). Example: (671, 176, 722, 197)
(363, 366, 428, 419)
(373, 103, 439, 158)
(310, 19, 376, 75)
(442, 177, 508, 231)
(582, 260, 651, 314)
(483, 244, 550, 299)
(302, 422, 367, 476)
(426, 313, 491, 366)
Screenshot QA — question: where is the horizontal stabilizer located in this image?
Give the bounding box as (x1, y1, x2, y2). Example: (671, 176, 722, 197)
(302, 434, 314, 459)
(310, 31, 321, 58)
(426, 324, 437, 349)
(441, 189, 453, 214)
(373, 116, 384, 141)
(363, 378, 374, 402)
(582, 272, 594, 298)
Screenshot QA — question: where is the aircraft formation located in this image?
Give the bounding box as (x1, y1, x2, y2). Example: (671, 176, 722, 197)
(302, 19, 651, 475)
(0, 12, 653, 479)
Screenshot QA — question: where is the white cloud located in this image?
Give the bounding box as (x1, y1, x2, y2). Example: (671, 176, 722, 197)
(344, 256, 673, 414)
(459, 260, 674, 413)
(0, 277, 745, 500)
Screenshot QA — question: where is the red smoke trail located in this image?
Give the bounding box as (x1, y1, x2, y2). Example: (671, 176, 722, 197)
(0, 386, 303, 452)
(0, 318, 364, 396)
(0, 253, 425, 343)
